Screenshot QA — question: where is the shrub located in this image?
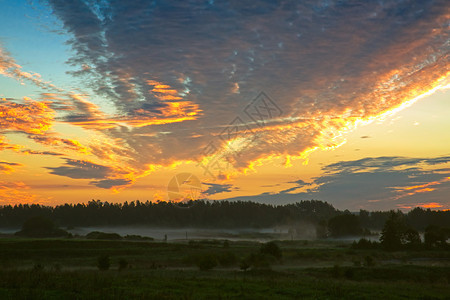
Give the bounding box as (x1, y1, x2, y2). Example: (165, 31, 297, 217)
(15, 216, 68, 238)
(86, 231, 122, 240)
(97, 255, 110, 271)
(260, 241, 282, 260)
(239, 259, 251, 271)
(217, 251, 237, 267)
(123, 235, 154, 241)
(194, 254, 217, 271)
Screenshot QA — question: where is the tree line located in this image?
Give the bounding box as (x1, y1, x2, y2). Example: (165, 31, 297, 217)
(0, 200, 448, 234)
(352, 210, 450, 250)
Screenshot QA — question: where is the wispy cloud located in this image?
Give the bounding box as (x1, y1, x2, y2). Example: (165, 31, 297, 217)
(46, 158, 117, 180)
(0, 97, 54, 135)
(0, 161, 22, 174)
(0, 47, 62, 91)
(202, 182, 237, 196)
(1, 0, 449, 194)
(45, 0, 449, 178)
(45, 158, 134, 190)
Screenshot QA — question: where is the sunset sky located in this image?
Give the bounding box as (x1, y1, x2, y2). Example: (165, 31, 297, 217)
(0, 0, 449, 211)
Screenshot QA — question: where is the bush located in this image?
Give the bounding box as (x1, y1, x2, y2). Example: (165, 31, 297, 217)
(260, 241, 282, 260)
(86, 231, 122, 240)
(194, 254, 217, 271)
(123, 235, 154, 241)
(15, 216, 68, 238)
(239, 259, 251, 271)
(97, 255, 110, 271)
(217, 251, 237, 267)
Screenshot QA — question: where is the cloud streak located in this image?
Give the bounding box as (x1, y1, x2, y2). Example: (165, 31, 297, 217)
(0, 161, 22, 174)
(1, 0, 449, 194)
(45, 0, 449, 179)
(202, 182, 236, 196)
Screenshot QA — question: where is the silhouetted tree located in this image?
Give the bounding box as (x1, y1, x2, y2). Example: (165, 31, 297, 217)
(328, 213, 363, 237)
(403, 228, 421, 248)
(380, 211, 406, 250)
(424, 225, 448, 248)
(15, 216, 68, 238)
(380, 211, 423, 250)
(0, 200, 448, 233)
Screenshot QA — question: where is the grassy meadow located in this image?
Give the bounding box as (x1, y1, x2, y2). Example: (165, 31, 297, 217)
(0, 237, 448, 299)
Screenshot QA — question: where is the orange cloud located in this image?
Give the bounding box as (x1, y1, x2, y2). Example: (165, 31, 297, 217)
(63, 90, 201, 129)
(0, 181, 50, 205)
(0, 97, 54, 135)
(21, 149, 63, 156)
(397, 202, 447, 210)
(1, 2, 449, 200)
(148, 80, 183, 101)
(29, 135, 90, 154)
(0, 136, 21, 152)
(0, 161, 22, 174)
(392, 177, 450, 200)
(419, 202, 443, 209)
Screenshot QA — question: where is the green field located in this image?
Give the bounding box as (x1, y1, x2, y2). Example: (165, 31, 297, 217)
(0, 238, 448, 299)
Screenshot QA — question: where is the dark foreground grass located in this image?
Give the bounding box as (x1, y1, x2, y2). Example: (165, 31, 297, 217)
(0, 238, 448, 299)
(0, 267, 448, 299)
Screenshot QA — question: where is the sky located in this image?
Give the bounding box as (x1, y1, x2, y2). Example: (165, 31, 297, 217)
(0, 0, 449, 211)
